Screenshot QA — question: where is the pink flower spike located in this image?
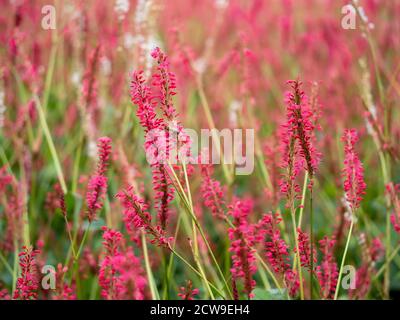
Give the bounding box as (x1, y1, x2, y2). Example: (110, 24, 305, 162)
(200, 163, 226, 219)
(116, 186, 173, 247)
(279, 79, 321, 204)
(97, 136, 112, 176)
(86, 136, 112, 221)
(228, 199, 257, 299)
(261, 213, 299, 297)
(178, 280, 199, 300)
(341, 129, 366, 211)
(296, 228, 317, 272)
(13, 246, 40, 300)
(285, 79, 320, 179)
(316, 236, 338, 299)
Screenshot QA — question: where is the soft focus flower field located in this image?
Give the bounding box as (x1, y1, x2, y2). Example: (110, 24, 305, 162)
(0, 0, 399, 300)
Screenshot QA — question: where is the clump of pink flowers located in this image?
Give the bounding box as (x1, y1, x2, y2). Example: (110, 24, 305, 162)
(51, 264, 76, 300)
(99, 227, 147, 300)
(13, 246, 40, 300)
(262, 214, 291, 275)
(261, 213, 299, 297)
(316, 236, 338, 299)
(130, 48, 192, 231)
(99, 227, 122, 299)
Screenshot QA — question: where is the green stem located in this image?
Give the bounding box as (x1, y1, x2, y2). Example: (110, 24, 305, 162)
(163, 215, 182, 299)
(257, 259, 271, 290)
(182, 161, 214, 299)
(71, 133, 83, 194)
(384, 204, 391, 298)
(11, 242, 19, 296)
(255, 251, 284, 292)
(72, 223, 91, 296)
(34, 95, 67, 194)
(167, 162, 233, 298)
(334, 218, 354, 300)
(64, 215, 77, 259)
(373, 243, 400, 280)
(75, 224, 91, 259)
(196, 76, 232, 185)
(168, 246, 225, 298)
(291, 211, 304, 300)
(297, 172, 309, 228)
(43, 37, 58, 113)
(142, 232, 160, 300)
